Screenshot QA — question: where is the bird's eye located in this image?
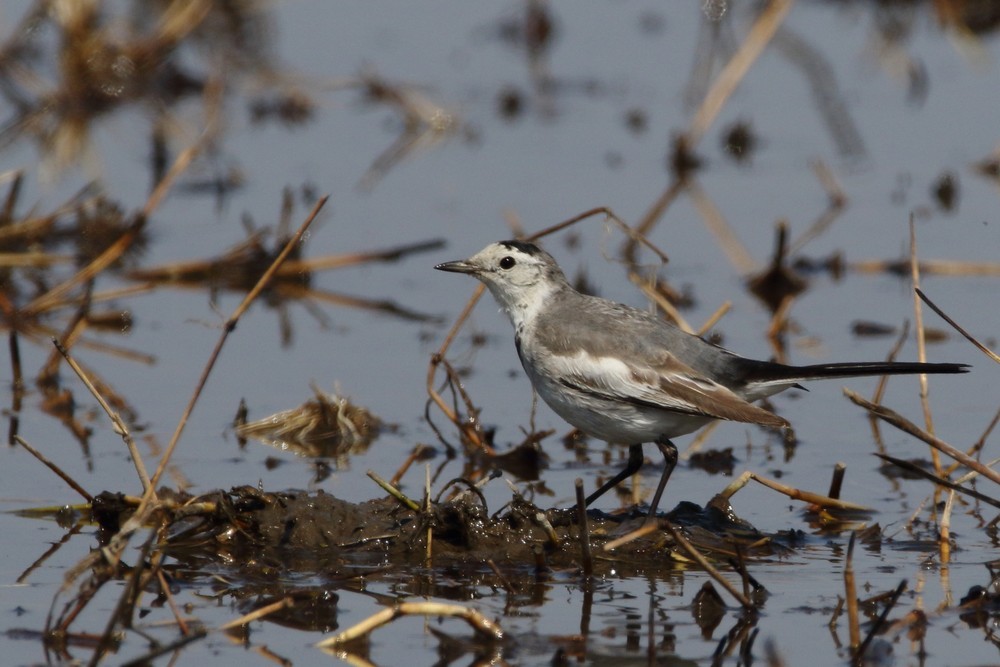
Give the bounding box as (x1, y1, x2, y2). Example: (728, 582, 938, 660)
(499, 256, 516, 270)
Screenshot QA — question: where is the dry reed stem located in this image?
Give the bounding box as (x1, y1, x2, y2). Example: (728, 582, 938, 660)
(719, 470, 870, 511)
(630, 178, 687, 253)
(909, 219, 940, 472)
(315, 601, 503, 649)
(278, 238, 445, 273)
(155, 568, 190, 636)
(828, 463, 846, 500)
(61, 196, 328, 658)
(145, 195, 327, 496)
(218, 597, 294, 631)
(0, 252, 74, 267)
(686, 0, 797, 147)
(660, 518, 754, 610)
(525, 207, 666, 263)
(679, 420, 720, 461)
(916, 287, 999, 363)
(844, 532, 860, 649)
(698, 301, 732, 336)
(630, 271, 694, 334)
(575, 478, 593, 578)
(118, 629, 208, 667)
(87, 529, 160, 666)
(849, 258, 1000, 276)
(53, 338, 151, 492)
(874, 454, 1000, 510)
(854, 580, 906, 665)
(426, 283, 487, 450)
(939, 489, 954, 565)
(788, 160, 847, 254)
(601, 522, 659, 551)
(365, 470, 419, 512)
(845, 389, 1000, 485)
(686, 178, 757, 274)
(13, 435, 93, 502)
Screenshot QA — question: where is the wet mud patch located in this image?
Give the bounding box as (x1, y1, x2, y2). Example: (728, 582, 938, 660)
(88, 486, 809, 583)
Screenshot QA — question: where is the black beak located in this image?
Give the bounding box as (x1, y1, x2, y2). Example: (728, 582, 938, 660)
(434, 259, 478, 274)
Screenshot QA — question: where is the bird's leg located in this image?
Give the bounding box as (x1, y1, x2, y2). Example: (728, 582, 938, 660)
(646, 437, 678, 519)
(585, 443, 644, 507)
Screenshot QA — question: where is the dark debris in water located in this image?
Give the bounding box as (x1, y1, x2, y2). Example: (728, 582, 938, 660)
(63, 486, 812, 583)
(236, 387, 382, 460)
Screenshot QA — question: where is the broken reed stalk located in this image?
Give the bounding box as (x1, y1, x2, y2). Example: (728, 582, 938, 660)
(88, 528, 160, 666)
(849, 258, 1000, 276)
(686, 178, 758, 274)
(876, 454, 1000, 510)
(854, 580, 907, 665)
(630, 270, 694, 333)
(844, 531, 860, 650)
(52, 338, 151, 492)
(660, 518, 754, 610)
(218, 597, 294, 631)
(13, 435, 93, 503)
(155, 568, 189, 636)
(720, 470, 870, 512)
(316, 602, 504, 649)
(145, 195, 327, 495)
(574, 478, 593, 578)
(686, 0, 797, 147)
(118, 630, 208, 667)
(845, 389, 1000, 486)
(909, 218, 940, 472)
(367, 469, 420, 511)
(827, 463, 846, 500)
(916, 287, 1000, 364)
(697, 301, 732, 337)
(426, 282, 488, 451)
(788, 159, 847, 254)
(279, 238, 445, 273)
(940, 489, 954, 565)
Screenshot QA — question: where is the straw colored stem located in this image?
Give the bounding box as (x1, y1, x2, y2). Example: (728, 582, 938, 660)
(13, 435, 93, 503)
(316, 602, 503, 649)
(53, 338, 151, 493)
(661, 518, 754, 610)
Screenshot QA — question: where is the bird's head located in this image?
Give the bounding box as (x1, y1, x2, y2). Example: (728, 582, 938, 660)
(435, 240, 569, 327)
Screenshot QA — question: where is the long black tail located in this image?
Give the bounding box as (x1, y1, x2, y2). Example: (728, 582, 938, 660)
(743, 360, 970, 384)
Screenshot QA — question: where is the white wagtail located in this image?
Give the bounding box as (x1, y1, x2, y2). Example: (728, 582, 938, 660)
(436, 240, 969, 517)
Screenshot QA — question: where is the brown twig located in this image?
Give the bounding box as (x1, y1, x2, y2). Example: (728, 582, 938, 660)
(844, 532, 860, 649)
(916, 287, 999, 363)
(661, 518, 754, 610)
(52, 338, 151, 492)
(909, 218, 940, 472)
(219, 597, 294, 631)
(845, 388, 1000, 485)
(686, 0, 797, 147)
(575, 478, 593, 578)
(315, 602, 504, 649)
(12, 435, 93, 503)
(145, 195, 328, 495)
(854, 580, 907, 665)
(875, 454, 1000, 510)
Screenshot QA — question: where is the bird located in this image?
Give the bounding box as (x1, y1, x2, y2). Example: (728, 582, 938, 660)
(435, 240, 969, 518)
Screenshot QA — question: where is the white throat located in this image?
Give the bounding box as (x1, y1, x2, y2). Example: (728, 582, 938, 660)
(489, 279, 557, 331)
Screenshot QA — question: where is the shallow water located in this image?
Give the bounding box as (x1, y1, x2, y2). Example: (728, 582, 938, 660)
(1, 1, 998, 665)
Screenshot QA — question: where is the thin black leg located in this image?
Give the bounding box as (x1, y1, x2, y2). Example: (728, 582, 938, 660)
(646, 437, 678, 519)
(585, 443, 644, 507)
